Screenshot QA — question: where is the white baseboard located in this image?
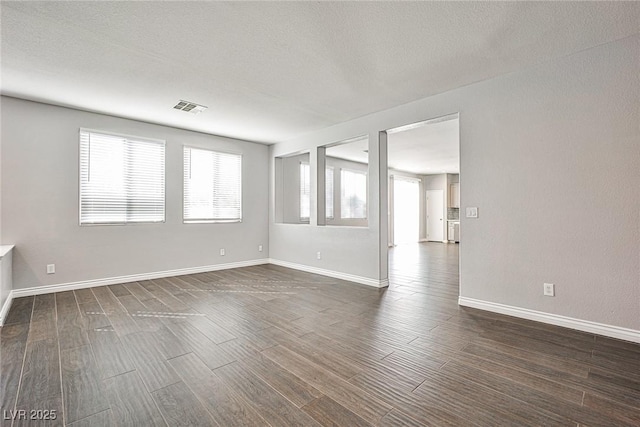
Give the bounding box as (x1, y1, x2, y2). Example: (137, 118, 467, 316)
(269, 258, 389, 288)
(2, 257, 386, 325)
(458, 296, 640, 344)
(10, 259, 269, 299)
(5, 261, 636, 344)
(0, 295, 13, 326)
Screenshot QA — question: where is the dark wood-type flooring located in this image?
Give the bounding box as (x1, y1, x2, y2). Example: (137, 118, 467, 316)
(2, 242, 639, 426)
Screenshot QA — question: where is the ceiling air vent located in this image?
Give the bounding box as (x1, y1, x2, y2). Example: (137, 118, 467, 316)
(173, 100, 207, 114)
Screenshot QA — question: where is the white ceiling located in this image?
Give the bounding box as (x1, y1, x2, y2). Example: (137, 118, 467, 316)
(389, 117, 460, 175)
(325, 116, 460, 175)
(326, 136, 369, 164)
(1, 2, 638, 144)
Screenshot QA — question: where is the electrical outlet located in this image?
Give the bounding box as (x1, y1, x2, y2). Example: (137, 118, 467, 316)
(220, 248, 225, 256)
(466, 207, 478, 218)
(46, 264, 55, 274)
(258, 245, 263, 252)
(543, 283, 555, 297)
(316, 251, 321, 260)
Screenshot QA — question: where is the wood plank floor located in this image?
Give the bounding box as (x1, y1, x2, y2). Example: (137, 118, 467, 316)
(2, 242, 639, 426)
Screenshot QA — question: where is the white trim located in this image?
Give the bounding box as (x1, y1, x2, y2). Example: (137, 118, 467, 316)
(458, 297, 640, 344)
(8, 262, 636, 345)
(3, 258, 387, 321)
(0, 245, 15, 259)
(0, 294, 13, 326)
(386, 112, 459, 135)
(323, 134, 369, 149)
(11, 259, 269, 299)
(269, 258, 388, 288)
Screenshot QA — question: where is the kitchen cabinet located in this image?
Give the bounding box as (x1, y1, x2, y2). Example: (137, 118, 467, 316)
(450, 183, 460, 208)
(448, 221, 460, 242)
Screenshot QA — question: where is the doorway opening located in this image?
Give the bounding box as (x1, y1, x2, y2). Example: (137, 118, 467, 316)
(386, 113, 460, 295)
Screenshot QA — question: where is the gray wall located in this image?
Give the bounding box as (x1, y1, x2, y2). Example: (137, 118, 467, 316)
(270, 132, 387, 283)
(1, 97, 270, 290)
(269, 35, 639, 330)
(457, 36, 639, 329)
(423, 174, 447, 192)
(275, 153, 310, 224)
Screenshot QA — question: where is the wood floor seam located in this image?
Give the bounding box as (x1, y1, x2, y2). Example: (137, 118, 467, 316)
(9, 297, 35, 427)
(65, 408, 111, 426)
(54, 292, 67, 427)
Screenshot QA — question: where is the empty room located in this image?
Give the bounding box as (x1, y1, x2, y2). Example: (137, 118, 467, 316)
(1, 2, 639, 426)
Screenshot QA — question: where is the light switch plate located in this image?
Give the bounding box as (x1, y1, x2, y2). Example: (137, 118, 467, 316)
(544, 283, 555, 296)
(466, 207, 478, 218)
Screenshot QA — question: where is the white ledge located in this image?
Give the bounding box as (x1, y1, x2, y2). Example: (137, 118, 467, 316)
(0, 245, 15, 259)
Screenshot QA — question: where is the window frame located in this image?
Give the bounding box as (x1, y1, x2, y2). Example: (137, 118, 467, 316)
(325, 166, 335, 220)
(183, 145, 243, 224)
(299, 161, 311, 222)
(78, 128, 166, 226)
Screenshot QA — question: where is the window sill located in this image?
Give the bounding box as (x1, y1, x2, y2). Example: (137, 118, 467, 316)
(80, 221, 166, 226)
(183, 219, 242, 224)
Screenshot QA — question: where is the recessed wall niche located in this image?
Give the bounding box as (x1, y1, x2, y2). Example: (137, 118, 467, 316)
(319, 136, 369, 227)
(274, 151, 311, 224)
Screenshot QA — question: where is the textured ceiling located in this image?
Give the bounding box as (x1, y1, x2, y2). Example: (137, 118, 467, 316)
(325, 117, 459, 175)
(389, 117, 460, 175)
(1, 2, 638, 144)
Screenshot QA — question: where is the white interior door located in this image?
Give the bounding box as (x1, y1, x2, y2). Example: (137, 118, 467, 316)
(426, 190, 444, 242)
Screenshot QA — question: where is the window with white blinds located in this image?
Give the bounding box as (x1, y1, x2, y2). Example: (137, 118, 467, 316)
(299, 162, 311, 220)
(326, 167, 334, 219)
(79, 129, 165, 225)
(183, 147, 242, 223)
(341, 169, 367, 219)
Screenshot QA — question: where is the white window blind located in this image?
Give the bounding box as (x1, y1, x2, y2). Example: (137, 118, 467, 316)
(183, 147, 242, 223)
(79, 129, 165, 225)
(341, 169, 367, 219)
(300, 162, 311, 220)
(326, 166, 334, 219)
